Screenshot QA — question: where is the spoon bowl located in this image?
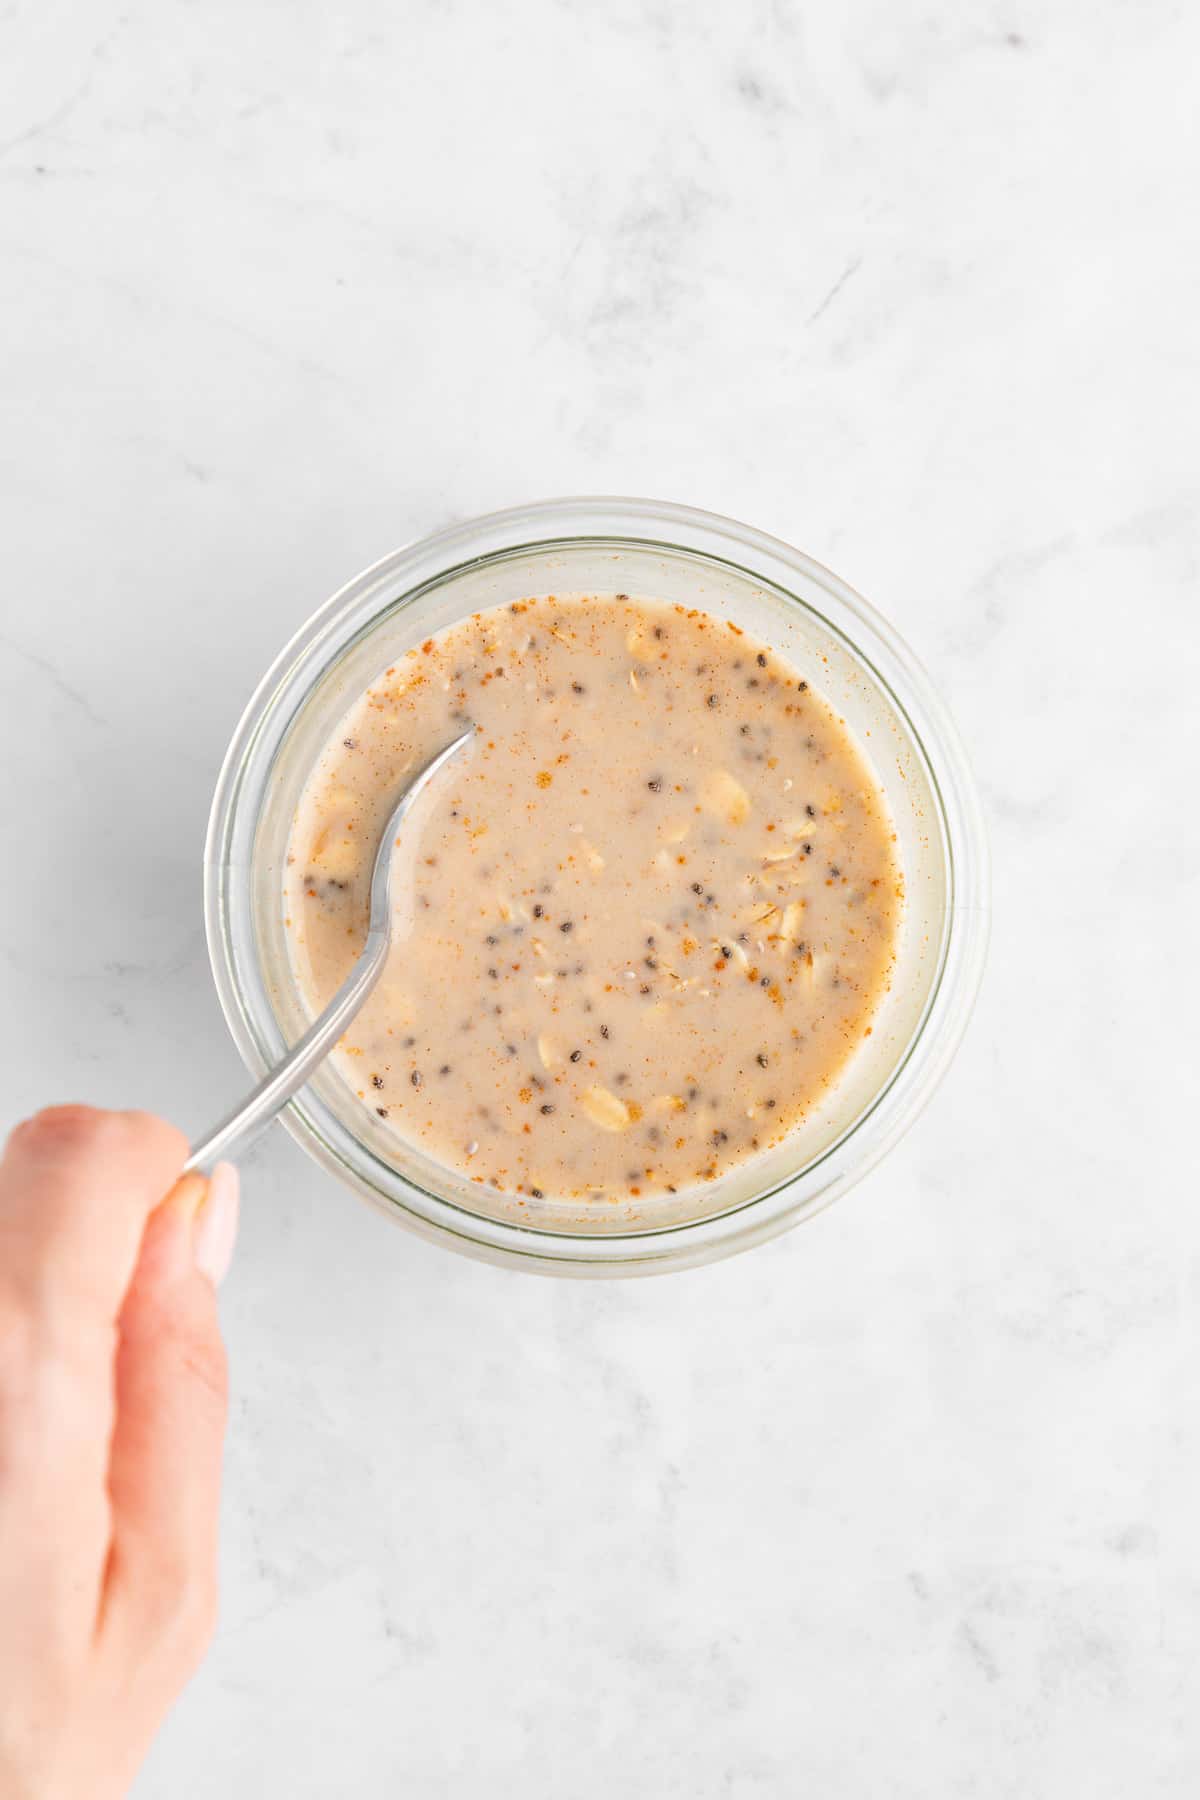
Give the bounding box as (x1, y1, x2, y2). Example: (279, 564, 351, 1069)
(184, 727, 474, 1173)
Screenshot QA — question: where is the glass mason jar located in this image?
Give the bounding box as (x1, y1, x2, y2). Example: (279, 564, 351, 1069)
(203, 497, 988, 1276)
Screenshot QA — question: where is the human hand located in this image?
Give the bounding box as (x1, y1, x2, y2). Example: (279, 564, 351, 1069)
(0, 1107, 239, 1799)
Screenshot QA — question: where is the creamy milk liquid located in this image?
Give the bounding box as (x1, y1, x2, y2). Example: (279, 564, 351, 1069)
(285, 594, 901, 1203)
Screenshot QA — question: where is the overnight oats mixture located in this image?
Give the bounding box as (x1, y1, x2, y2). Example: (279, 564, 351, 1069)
(285, 594, 902, 1204)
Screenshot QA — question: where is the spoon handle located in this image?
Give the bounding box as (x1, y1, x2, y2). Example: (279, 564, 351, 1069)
(183, 727, 474, 1175)
(183, 932, 388, 1174)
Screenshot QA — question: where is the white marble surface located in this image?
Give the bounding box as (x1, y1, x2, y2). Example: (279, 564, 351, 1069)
(2, 0, 1198, 1792)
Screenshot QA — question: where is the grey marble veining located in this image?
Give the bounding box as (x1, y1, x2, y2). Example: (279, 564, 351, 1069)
(1, 1, 1198, 1794)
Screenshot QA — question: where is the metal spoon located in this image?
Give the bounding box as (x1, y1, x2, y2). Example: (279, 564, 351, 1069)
(184, 727, 474, 1173)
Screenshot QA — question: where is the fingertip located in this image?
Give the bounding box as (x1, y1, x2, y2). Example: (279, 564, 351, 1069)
(118, 1109, 189, 1166)
(5, 1107, 187, 1188)
(132, 1175, 208, 1290)
(193, 1164, 239, 1288)
(165, 1172, 208, 1217)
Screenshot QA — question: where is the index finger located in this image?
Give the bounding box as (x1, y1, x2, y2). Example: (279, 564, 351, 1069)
(0, 1106, 187, 1332)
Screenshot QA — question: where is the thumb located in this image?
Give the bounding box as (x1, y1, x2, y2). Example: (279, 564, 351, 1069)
(98, 1165, 239, 1686)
